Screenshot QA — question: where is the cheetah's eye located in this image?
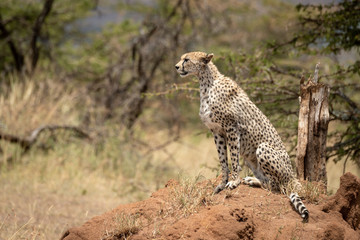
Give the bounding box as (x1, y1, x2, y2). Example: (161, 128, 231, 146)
(184, 58, 189, 62)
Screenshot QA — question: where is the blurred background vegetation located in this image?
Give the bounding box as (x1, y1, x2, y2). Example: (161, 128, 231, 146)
(0, 0, 359, 238)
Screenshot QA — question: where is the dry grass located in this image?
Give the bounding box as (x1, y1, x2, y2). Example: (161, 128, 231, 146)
(168, 174, 216, 218)
(299, 180, 327, 204)
(0, 76, 100, 239)
(0, 160, 123, 239)
(0, 75, 85, 167)
(0, 78, 138, 239)
(279, 178, 326, 204)
(0, 77, 81, 136)
(102, 212, 141, 240)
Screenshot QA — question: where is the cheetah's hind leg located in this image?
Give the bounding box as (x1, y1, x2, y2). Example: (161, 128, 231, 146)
(242, 176, 262, 187)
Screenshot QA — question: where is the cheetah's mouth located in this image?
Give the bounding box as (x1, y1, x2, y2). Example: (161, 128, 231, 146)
(179, 71, 188, 76)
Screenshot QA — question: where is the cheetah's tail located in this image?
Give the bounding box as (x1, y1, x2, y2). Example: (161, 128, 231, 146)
(289, 193, 309, 222)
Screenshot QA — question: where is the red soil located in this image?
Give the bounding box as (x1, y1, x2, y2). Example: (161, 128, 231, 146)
(60, 173, 360, 240)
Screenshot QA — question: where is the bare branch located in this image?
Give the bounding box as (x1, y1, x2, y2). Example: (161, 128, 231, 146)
(326, 135, 360, 153)
(0, 125, 90, 167)
(312, 62, 320, 83)
(270, 65, 302, 79)
(334, 89, 360, 112)
(0, 131, 29, 149)
(27, 125, 91, 143)
(0, 125, 90, 151)
(144, 83, 199, 97)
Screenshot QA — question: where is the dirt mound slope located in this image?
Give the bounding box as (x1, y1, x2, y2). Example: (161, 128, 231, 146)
(60, 173, 360, 240)
(322, 172, 360, 231)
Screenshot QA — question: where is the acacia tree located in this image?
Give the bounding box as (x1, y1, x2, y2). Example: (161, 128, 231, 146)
(0, 0, 93, 74)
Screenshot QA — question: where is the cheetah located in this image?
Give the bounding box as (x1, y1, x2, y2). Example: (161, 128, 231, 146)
(175, 51, 309, 221)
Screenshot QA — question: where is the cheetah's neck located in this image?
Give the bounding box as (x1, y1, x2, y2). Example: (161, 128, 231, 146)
(197, 62, 222, 94)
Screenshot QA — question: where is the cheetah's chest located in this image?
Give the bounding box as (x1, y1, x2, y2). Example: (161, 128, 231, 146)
(199, 96, 222, 132)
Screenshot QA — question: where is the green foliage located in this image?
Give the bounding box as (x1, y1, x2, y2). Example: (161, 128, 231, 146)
(295, 0, 360, 54)
(0, 0, 94, 73)
(58, 19, 140, 77)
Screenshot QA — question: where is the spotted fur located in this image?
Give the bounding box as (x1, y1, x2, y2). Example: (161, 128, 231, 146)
(175, 51, 309, 221)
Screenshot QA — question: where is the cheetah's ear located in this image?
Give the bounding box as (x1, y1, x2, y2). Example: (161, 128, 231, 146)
(201, 53, 214, 64)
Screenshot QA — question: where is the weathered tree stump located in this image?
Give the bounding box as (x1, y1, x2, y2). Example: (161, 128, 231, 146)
(296, 63, 330, 187)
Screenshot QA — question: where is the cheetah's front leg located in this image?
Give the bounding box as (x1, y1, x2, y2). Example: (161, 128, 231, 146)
(225, 126, 242, 190)
(213, 133, 230, 194)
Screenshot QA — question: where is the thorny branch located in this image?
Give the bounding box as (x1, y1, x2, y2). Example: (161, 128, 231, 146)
(270, 65, 302, 79)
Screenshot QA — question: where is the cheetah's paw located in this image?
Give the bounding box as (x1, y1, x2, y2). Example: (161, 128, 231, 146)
(242, 176, 262, 187)
(225, 180, 240, 190)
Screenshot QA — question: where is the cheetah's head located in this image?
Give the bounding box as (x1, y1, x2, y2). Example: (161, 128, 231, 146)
(175, 52, 214, 78)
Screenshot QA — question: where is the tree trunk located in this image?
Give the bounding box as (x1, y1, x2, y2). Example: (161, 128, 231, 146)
(30, 0, 55, 72)
(296, 64, 330, 187)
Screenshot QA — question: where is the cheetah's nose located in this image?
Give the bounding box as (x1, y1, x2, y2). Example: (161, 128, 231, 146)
(175, 65, 179, 70)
